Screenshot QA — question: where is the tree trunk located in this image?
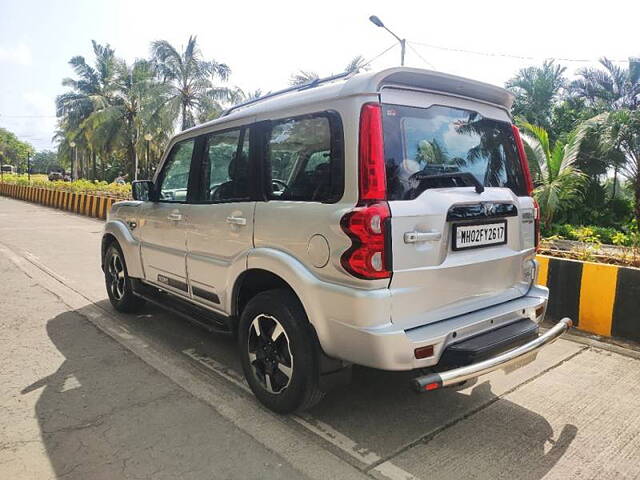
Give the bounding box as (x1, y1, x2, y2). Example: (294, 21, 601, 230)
(181, 102, 189, 131)
(127, 142, 137, 181)
(612, 165, 618, 200)
(92, 151, 97, 181)
(635, 175, 640, 228)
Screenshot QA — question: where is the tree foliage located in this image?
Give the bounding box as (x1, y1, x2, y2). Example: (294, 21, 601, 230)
(0, 128, 34, 167)
(506, 60, 567, 134)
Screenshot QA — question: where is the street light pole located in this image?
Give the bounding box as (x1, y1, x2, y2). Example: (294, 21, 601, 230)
(144, 133, 153, 179)
(369, 15, 406, 66)
(27, 151, 30, 181)
(69, 141, 76, 180)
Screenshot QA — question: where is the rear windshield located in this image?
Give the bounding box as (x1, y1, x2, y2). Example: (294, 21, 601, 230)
(382, 104, 527, 200)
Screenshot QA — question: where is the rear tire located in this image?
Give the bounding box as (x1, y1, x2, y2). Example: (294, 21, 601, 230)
(238, 289, 324, 413)
(104, 242, 145, 313)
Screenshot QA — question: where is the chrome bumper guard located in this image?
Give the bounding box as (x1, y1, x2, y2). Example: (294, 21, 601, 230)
(412, 317, 573, 392)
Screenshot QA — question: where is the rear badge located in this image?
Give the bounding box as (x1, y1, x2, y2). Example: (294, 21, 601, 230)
(157, 274, 169, 285)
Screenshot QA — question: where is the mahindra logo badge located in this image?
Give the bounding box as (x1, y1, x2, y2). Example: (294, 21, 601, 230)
(482, 203, 497, 217)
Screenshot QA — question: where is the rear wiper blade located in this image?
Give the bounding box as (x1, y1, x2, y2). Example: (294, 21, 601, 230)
(411, 172, 485, 194)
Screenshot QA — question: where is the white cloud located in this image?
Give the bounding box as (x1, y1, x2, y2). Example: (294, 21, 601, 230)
(0, 43, 32, 66)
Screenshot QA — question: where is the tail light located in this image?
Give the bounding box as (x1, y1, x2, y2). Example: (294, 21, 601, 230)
(340, 103, 391, 279)
(512, 125, 540, 249)
(358, 103, 386, 202)
(511, 125, 534, 195)
(341, 203, 391, 279)
(533, 198, 541, 249)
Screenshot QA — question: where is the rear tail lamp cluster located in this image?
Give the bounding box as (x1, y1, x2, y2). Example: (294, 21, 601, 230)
(340, 103, 392, 280)
(340, 203, 391, 279)
(512, 125, 540, 249)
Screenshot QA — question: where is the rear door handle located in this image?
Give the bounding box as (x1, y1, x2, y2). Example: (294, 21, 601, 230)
(167, 212, 183, 221)
(404, 230, 441, 243)
(226, 216, 247, 226)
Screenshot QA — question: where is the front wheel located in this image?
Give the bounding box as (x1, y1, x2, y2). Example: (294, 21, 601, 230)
(238, 289, 324, 413)
(104, 242, 145, 313)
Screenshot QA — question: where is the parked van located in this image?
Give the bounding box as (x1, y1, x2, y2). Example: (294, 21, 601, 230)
(102, 67, 571, 413)
(1, 164, 16, 174)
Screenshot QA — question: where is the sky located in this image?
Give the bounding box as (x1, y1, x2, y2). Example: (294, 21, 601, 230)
(0, 0, 639, 152)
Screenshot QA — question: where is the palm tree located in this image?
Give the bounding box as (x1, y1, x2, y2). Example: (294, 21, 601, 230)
(151, 36, 232, 130)
(571, 58, 640, 111)
(289, 70, 320, 86)
(289, 55, 370, 86)
(519, 121, 592, 227)
(344, 55, 370, 74)
(506, 60, 567, 133)
(593, 110, 640, 224)
(56, 40, 118, 179)
(82, 59, 171, 178)
(416, 139, 449, 164)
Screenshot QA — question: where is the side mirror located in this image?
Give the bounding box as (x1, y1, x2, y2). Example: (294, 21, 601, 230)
(132, 180, 154, 201)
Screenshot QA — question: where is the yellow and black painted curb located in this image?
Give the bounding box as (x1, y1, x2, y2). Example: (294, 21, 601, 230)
(537, 255, 640, 343)
(0, 182, 120, 220)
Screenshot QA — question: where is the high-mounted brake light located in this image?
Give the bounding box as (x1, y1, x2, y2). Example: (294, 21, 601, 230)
(512, 125, 540, 249)
(358, 103, 387, 201)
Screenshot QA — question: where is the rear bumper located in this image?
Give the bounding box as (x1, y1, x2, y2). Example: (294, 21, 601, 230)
(321, 284, 549, 371)
(413, 317, 572, 392)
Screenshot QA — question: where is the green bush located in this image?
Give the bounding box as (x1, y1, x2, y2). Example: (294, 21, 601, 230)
(544, 223, 640, 247)
(0, 174, 130, 198)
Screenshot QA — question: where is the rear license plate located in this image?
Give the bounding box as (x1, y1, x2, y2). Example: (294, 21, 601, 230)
(453, 220, 507, 251)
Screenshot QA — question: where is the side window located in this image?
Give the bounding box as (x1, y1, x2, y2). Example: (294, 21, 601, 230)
(199, 128, 250, 202)
(158, 139, 195, 202)
(266, 114, 342, 202)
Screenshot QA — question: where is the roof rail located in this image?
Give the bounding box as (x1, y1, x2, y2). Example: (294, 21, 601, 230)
(220, 71, 352, 117)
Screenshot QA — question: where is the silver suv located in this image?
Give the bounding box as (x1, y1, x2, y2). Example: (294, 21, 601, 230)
(102, 67, 571, 413)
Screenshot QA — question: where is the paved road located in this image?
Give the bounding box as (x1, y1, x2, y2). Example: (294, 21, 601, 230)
(1, 196, 640, 480)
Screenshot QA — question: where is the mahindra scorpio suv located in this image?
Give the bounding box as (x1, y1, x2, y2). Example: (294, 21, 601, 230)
(101, 67, 571, 413)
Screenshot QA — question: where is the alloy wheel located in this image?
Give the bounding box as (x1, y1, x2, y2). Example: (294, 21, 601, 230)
(247, 314, 294, 394)
(107, 252, 126, 301)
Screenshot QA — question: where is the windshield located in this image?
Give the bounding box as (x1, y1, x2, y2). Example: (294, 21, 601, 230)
(382, 104, 527, 200)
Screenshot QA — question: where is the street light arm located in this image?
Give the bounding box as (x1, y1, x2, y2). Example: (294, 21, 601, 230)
(382, 25, 403, 44)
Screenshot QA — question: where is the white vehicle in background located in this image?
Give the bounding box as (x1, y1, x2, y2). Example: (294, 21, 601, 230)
(101, 67, 571, 413)
(1, 164, 16, 174)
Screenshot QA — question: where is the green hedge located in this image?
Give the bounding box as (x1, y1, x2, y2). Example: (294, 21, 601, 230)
(0, 174, 131, 198)
(544, 223, 639, 247)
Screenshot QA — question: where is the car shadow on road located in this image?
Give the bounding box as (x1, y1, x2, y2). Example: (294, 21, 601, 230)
(19, 309, 299, 480)
(22, 304, 577, 480)
(310, 369, 578, 479)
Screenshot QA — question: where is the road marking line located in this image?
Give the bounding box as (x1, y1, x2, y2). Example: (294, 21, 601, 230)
(182, 347, 413, 475)
(373, 461, 420, 480)
(294, 414, 381, 466)
(183, 348, 250, 393)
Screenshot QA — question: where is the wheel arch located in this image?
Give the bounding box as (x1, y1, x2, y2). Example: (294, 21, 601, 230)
(102, 220, 144, 278)
(232, 268, 304, 320)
